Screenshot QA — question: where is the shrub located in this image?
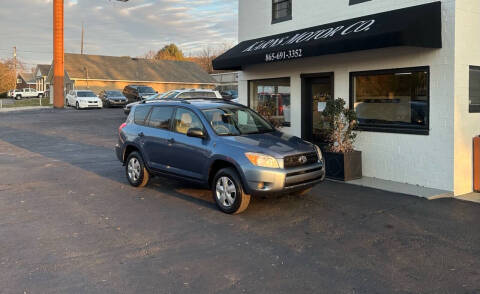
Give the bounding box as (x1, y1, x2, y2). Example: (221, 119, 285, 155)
(323, 98, 358, 153)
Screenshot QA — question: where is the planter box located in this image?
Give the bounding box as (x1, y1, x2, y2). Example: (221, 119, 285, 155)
(324, 150, 362, 181)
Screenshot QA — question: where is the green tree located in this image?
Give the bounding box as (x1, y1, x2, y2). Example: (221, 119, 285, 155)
(155, 44, 185, 61)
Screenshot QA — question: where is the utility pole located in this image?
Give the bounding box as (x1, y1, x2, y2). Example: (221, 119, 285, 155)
(81, 21, 84, 55)
(53, 0, 64, 108)
(13, 46, 17, 90)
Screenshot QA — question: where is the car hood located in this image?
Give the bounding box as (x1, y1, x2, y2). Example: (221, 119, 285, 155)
(108, 96, 126, 100)
(220, 131, 315, 158)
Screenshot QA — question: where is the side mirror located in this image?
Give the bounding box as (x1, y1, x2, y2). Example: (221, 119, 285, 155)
(187, 128, 205, 139)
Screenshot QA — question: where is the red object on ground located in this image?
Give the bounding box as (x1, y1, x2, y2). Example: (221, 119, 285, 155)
(474, 136, 480, 192)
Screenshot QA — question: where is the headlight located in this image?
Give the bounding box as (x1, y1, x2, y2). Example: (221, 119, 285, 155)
(245, 152, 279, 168)
(314, 145, 323, 161)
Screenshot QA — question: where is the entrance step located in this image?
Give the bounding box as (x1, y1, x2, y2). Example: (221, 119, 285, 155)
(456, 192, 480, 204)
(343, 176, 453, 200)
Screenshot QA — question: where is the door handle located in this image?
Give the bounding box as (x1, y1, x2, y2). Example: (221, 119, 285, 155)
(138, 132, 144, 137)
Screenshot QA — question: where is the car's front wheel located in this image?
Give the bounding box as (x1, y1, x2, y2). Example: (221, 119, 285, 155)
(126, 151, 150, 187)
(76, 102, 80, 110)
(212, 168, 250, 214)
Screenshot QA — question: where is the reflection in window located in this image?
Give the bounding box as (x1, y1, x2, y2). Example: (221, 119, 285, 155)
(351, 68, 429, 134)
(174, 108, 204, 135)
(249, 78, 291, 127)
(148, 107, 173, 130)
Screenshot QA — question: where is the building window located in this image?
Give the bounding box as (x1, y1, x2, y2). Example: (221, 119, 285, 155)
(469, 66, 480, 113)
(272, 0, 292, 24)
(249, 78, 291, 127)
(350, 67, 429, 135)
(349, 0, 372, 5)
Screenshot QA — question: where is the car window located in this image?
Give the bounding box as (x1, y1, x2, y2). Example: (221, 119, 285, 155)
(173, 108, 204, 135)
(165, 91, 179, 99)
(134, 105, 152, 126)
(147, 106, 174, 130)
(177, 92, 217, 99)
(202, 106, 274, 136)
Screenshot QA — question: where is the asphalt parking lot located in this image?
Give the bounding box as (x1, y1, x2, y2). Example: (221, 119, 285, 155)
(0, 108, 479, 293)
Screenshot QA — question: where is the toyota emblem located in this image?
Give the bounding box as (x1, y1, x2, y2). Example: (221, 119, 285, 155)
(298, 155, 307, 164)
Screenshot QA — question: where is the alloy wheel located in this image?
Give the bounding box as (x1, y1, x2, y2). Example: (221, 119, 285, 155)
(215, 176, 237, 208)
(128, 157, 141, 182)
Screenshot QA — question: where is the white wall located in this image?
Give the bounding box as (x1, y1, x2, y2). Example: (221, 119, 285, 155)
(238, 0, 457, 192)
(453, 0, 480, 195)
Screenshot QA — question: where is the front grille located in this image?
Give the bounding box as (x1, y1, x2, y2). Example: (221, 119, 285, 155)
(89, 101, 97, 103)
(284, 152, 318, 168)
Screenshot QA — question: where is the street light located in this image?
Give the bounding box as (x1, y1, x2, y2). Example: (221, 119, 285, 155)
(53, 0, 129, 109)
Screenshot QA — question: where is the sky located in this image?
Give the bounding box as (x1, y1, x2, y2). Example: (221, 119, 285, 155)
(0, 0, 238, 68)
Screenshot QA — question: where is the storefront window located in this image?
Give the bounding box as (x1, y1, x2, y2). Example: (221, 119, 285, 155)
(351, 67, 429, 135)
(249, 78, 291, 127)
(469, 66, 480, 113)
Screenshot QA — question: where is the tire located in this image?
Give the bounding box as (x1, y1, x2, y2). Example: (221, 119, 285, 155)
(126, 151, 150, 187)
(66, 99, 69, 107)
(38, 94, 44, 98)
(212, 168, 251, 214)
(15, 95, 21, 100)
(291, 187, 312, 196)
(76, 102, 80, 110)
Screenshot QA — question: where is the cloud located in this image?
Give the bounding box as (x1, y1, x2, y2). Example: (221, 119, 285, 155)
(0, 0, 238, 66)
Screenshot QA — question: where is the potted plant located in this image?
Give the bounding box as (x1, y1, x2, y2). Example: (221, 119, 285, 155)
(322, 98, 362, 181)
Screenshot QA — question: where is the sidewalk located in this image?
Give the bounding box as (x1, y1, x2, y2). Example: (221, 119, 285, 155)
(0, 106, 52, 112)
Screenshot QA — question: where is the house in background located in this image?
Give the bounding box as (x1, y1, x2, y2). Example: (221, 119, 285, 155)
(34, 64, 51, 92)
(16, 72, 35, 90)
(46, 53, 217, 99)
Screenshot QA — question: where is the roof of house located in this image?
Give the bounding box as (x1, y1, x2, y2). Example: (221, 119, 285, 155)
(62, 53, 216, 84)
(19, 72, 35, 84)
(36, 64, 51, 76)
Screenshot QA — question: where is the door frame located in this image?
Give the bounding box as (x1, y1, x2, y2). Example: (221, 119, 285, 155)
(300, 72, 334, 143)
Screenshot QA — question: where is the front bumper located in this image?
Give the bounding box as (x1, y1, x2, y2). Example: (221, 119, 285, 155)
(108, 99, 126, 106)
(243, 161, 325, 196)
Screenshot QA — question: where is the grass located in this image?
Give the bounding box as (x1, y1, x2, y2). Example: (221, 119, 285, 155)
(0, 98, 52, 108)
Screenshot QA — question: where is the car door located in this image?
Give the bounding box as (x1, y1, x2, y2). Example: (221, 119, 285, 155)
(168, 107, 211, 180)
(141, 106, 175, 172)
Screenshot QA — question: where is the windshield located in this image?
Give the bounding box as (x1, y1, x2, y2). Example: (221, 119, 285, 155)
(106, 91, 123, 96)
(138, 86, 155, 94)
(77, 91, 96, 97)
(202, 106, 274, 136)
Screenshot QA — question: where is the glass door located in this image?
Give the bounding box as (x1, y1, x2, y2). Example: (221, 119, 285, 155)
(302, 74, 333, 147)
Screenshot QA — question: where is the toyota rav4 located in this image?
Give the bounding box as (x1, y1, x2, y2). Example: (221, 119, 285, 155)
(115, 99, 325, 214)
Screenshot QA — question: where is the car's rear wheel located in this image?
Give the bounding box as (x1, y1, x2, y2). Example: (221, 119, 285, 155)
(212, 168, 250, 214)
(126, 151, 150, 187)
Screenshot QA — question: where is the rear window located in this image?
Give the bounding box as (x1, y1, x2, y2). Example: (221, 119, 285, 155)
(147, 106, 174, 130)
(177, 92, 217, 99)
(77, 91, 96, 97)
(134, 105, 152, 126)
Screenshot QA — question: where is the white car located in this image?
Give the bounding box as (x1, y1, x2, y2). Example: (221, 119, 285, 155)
(66, 90, 103, 110)
(123, 89, 223, 114)
(10, 88, 45, 100)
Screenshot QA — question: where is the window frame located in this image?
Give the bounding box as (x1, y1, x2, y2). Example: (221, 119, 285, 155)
(349, 0, 372, 5)
(272, 0, 292, 24)
(469, 65, 480, 113)
(349, 66, 430, 135)
(247, 77, 292, 128)
(145, 105, 175, 130)
(171, 107, 206, 136)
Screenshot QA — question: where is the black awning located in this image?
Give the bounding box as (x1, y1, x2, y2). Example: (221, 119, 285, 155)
(213, 2, 442, 70)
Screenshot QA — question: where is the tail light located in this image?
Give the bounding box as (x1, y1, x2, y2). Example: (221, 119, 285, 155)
(118, 122, 127, 135)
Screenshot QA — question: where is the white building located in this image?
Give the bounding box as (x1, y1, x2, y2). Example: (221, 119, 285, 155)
(213, 0, 480, 197)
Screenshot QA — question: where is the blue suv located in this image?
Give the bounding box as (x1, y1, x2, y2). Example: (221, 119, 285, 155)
(115, 99, 325, 214)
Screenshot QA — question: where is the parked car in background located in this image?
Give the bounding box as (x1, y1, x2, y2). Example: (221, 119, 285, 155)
(122, 85, 157, 103)
(220, 90, 238, 101)
(66, 90, 103, 110)
(99, 90, 127, 108)
(9, 88, 45, 100)
(116, 98, 325, 214)
(123, 89, 222, 115)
